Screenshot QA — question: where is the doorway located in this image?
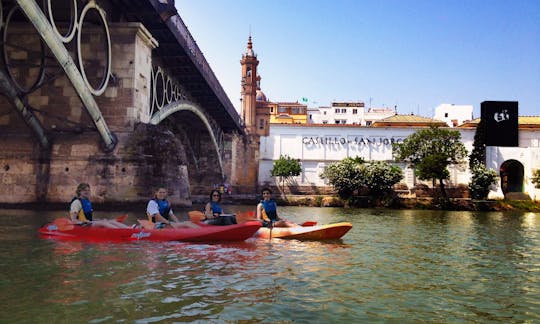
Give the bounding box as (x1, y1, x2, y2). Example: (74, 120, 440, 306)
(500, 159, 524, 194)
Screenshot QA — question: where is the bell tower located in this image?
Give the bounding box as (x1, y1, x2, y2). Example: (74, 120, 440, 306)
(240, 36, 259, 134)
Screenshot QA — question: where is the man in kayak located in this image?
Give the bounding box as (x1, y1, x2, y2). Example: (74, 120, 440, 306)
(203, 190, 236, 225)
(256, 188, 296, 227)
(146, 187, 199, 229)
(70, 183, 130, 228)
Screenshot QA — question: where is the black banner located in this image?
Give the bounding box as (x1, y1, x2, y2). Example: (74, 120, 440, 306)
(481, 101, 518, 147)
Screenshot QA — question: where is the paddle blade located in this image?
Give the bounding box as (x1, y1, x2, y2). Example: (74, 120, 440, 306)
(115, 214, 128, 223)
(301, 221, 317, 227)
(53, 218, 75, 231)
(235, 211, 257, 224)
(188, 211, 206, 222)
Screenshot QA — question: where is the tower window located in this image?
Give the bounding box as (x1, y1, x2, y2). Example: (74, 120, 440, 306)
(259, 119, 264, 129)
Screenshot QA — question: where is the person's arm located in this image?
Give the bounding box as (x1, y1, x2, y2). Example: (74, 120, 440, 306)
(69, 200, 83, 224)
(204, 202, 214, 219)
(256, 203, 263, 221)
(169, 209, 181, 223)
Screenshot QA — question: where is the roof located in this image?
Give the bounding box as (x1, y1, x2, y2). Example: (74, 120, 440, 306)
(459, 116, 540, 129)
(371, 114, 447, 127)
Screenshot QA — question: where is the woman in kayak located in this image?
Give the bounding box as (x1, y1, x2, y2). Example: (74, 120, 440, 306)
(203, 190, 236, 225)
(146, 187, 199, 229)
(69, 183, 130, 228)
(256, 188, 296, 227)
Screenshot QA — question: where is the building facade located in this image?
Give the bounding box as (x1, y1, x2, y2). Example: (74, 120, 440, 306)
(240, 37, 540, 200)
(434, 103, 474, 127)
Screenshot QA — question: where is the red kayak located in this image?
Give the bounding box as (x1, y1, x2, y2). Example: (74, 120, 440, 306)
(38, 219, 261, 243)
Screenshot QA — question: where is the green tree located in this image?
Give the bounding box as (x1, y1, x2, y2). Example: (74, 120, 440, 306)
(469, 164, 498, 200)
(393, 126, 467, 199)
(532, 169, 540, 189)
(320, 157, 364, 199)
(270, 155, 302, 196)
(469, 119, 487, 169)
(321, 158, 402, 200)
(360, 161, 403, 196)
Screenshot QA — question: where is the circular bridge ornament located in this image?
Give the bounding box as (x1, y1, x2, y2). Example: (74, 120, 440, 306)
(76, 1, 111, 96)
(46, 0, 78, 43)
(2, 6, 46, 93)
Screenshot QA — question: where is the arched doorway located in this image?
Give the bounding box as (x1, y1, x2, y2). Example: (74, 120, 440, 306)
(500, 159, 524, 194)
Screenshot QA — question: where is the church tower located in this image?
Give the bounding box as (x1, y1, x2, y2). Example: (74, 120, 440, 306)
(240, 36, 259, 134)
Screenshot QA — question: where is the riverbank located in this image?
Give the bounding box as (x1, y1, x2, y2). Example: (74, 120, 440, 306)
(197, 194, 540, 212)
(1, 195, 539, 213)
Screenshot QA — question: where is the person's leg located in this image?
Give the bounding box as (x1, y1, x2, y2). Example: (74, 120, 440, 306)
(171, 221, 199, 229)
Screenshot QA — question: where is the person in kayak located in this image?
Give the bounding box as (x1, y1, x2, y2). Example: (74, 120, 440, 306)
(69, 183, 130, 228)
(146, 187, 199, 229)
(203, 190, 236, 225)
(256, 188, 296, 227)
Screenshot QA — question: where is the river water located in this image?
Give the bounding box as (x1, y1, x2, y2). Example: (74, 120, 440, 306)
(0, 207, 538, 323)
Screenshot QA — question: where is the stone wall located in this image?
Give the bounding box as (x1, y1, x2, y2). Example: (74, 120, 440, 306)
(0, 23, 258, 206)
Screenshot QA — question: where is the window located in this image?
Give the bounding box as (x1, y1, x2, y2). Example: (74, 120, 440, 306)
(309, 114, 312, 120)
(366, 121, 372, 126)
(259, 119, 264, 129)
(322, 120, 328, 124)
(291, 107, 299, 114)
(270, 107, 274, 113)
(278, 106, 288, 113)
(444, 113, 448, 117)
(341, 109, 346, 113)
(323, 111, 327, 115)
(352, 109, 357, 114)
(335, 108, 340, 114)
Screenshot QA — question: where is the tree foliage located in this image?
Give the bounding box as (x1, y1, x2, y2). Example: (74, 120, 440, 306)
(320, 157, 402, 199)
(469, 119, 487, 169)
(532, 169, 540, 189)
(361, 161, 403, 196)
(320, 157, 363, 199)
(392, 126, 467, 198)
(270, 155, 302, 195)
(469, 164, 498, 200)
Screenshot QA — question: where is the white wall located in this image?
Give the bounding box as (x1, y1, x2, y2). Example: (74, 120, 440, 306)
(259, 124, 477, 189)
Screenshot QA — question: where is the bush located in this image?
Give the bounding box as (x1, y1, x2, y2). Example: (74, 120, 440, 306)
(360, 161, 403, 196)
(532, 169, 540, 189)
(469, 165, 498, 200)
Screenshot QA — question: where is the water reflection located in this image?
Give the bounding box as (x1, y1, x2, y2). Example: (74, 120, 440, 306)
(0, 207, 538, 322)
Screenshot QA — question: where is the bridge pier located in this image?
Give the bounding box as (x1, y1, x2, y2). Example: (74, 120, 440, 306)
(0, 4, 258, 206)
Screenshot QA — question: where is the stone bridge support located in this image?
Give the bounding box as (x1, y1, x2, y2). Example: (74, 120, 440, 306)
(0, 11, 259, 206)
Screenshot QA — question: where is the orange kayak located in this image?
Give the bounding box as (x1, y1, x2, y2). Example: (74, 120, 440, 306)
(254, 222, 352, 240)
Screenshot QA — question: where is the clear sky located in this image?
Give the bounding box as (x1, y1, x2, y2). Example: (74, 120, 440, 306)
(177, 0, 539, 118)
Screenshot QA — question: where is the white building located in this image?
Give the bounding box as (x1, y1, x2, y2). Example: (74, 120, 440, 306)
(259, 116, 540, 200)
(308, 102, 396, 126)
(434, 103, 474, 127)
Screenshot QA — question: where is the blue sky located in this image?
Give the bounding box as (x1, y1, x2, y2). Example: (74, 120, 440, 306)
(177, 0, 539, 118)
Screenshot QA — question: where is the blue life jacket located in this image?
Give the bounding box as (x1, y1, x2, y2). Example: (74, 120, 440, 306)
(72, 197, 93, 221)
(260, 199, 278, 221)
(210, 201, 223, 215)
(152, 199, 171, 222)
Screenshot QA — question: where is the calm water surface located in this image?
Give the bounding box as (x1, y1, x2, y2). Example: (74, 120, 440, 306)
(0, 207, 538, 323)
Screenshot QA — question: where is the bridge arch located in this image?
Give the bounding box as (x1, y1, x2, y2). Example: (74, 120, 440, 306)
(150, 100, 225, 179)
